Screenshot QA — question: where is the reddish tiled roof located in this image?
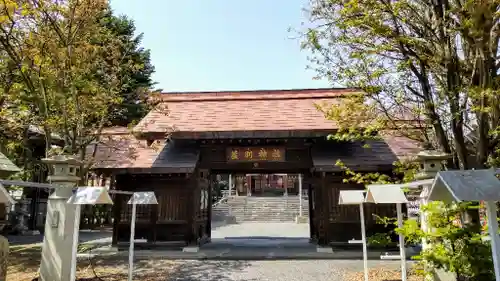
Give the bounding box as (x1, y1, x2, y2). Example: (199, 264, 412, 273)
(381, 133, 422, 160)
(87, 128, 153, 169)
(90, 128, 421, 172)
(89, 127, 199, 171)
(134, 88, 360, 134)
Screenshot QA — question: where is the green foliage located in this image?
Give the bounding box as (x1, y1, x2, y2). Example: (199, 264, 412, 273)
(300, 0, 500, 169)
(101, 11, 156, 126)
(301, 1, 500, 279)
(316, 94, 387, 143)
(366, 202, 495, 279)
(367, 232, 392, 247)
(398, 202, 494, 280)
(0, 0, 159, 179)
(0, 0, 124, 158)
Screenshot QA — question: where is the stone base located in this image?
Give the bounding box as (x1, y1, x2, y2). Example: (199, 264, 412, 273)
(198, 235, 211, 246)
(20, 230, 40, 236)
(0, 235, 8, 281)
(225, 216, 237, 224)
(295, 215, 308, 224)
(316, 246, 333, 253)
(183, 246, 200, 253)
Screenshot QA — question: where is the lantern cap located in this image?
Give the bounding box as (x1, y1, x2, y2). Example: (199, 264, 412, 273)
(42, 154, 81, 165)
(415, 150, 451, 161)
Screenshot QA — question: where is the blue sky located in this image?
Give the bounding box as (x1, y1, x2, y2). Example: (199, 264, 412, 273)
(109, 0, 331, 92)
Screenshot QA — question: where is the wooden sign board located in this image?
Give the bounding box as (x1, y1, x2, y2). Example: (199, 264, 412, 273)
(227, 147, 285, 162)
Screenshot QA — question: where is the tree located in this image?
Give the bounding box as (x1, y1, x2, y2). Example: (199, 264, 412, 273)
(299, 1, 500, 279)
(300, 0, 500, 170)
(101, 11, 155, 126)
(0, 0, 131, 173)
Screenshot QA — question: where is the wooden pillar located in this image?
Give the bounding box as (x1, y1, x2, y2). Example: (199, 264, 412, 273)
(283, 175, 288, 196)
(307, 174, 316, 241)
(186, 173, 197, 245)
(111, 175, 122, 246)
(206, 173, 213, 238)
(149, 181, 159, 244)
(317, 172, 328, 245)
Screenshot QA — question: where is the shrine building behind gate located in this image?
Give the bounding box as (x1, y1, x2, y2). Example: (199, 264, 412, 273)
(91, 88, 421, 246)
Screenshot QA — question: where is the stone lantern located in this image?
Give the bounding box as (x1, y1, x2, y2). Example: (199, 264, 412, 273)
(0, 152, 19, 281)
(44, 155, 81, 198)
(415, 149, 451, 180)
(39, 154, 81, 281)
(413, 148, 451, 279)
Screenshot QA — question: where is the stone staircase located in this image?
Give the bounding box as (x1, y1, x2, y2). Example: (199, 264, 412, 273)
(212, 196, 309, 223)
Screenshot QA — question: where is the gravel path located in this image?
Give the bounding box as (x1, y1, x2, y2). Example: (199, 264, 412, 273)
(162, 259, 405, 281)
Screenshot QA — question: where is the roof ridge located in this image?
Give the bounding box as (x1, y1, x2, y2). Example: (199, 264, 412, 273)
(161, 87, 355, 94)
(155, 88, 362, 102)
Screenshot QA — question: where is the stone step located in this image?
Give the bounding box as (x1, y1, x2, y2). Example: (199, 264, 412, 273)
(212, 197, 310, 222)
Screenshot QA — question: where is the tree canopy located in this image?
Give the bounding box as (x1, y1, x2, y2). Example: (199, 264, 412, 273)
(301, 0, 500, 170)
(0, 0, 160, 188)
(0, 0, 156, 173)
(101, 11, 155, 126)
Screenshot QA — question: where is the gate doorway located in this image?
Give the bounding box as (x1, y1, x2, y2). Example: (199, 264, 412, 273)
(208, 172, 314, 248)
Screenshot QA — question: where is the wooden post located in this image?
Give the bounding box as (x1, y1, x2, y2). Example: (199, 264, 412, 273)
(185, 174, 196, 245)
(318, 172, 328, 245)
(206, 173, 213, 239)
(307, 175, 315, 241)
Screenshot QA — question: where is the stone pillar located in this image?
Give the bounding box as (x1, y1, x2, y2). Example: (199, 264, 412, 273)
(283, 175, 288, 196)
(415, 149, 450, 281)
(39, 155, 81, 281)
(0, 235, 8, 281)
(298, 174, 303, 216)
(295, 174, 308, 224)
(246, 175, 251, 196)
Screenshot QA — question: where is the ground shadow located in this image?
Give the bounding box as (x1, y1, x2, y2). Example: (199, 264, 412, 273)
(164, 260, 256, 281)
(7, 229, 112, 246)
(76, 257, 255, 281)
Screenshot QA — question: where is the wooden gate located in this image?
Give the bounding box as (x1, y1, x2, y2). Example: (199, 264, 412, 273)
(192, 169, 212, 245)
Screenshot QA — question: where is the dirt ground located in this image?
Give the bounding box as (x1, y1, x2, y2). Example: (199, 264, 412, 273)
(8, 245, 426, 281)
(344, 267, 424, 281)
(7, 245, 177, 281)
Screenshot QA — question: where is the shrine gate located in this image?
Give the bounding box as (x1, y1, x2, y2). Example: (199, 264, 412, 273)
(90, 88, 420, 246)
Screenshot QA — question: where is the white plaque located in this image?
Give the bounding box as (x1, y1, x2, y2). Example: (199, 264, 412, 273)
(339, 190, 365, 205)
(0, 183, 15, 204)
(68, 186, 113, 205)
(127, 192, 158, 205)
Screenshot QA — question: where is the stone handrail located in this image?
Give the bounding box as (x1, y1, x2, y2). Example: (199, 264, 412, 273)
(212, 195, 232, 208)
